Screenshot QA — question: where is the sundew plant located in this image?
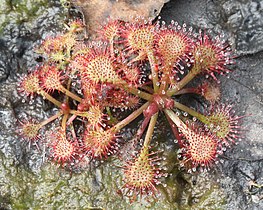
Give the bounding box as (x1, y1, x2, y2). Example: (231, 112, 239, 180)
(17, 17, 243, 201)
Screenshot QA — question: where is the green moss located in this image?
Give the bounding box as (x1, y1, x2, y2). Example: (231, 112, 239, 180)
(0, 148, 226, 209)
(0, 0, 50, 33)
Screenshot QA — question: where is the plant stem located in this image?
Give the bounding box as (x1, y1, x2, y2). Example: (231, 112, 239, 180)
(173, 101, 204, 119)
(164, 109, 186, 130)
(165, 112, 182, 144)
(69, 110, 90, 118)
(61, 79, 71, 130)
(140, 85, 154, 94)
(61, 113, 69, 130)
(172, 87, 198, 95)
(124, 85, 153, 101)
(40, 90, 62, 107)
(147, 50, 159, 92)
(39, 112, 63, 127)
(112, 102, 149, 132)
(66, 114, 77, 126)
(59, 85, 82, 102)
(158, 63, 171, 94)
(143, 112, 158, 148)
(136, 116, 151, 139)
(167, 65, 200, 96)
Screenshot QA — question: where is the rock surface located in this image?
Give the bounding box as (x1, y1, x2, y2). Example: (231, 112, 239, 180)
(71, 0, 170, 35)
